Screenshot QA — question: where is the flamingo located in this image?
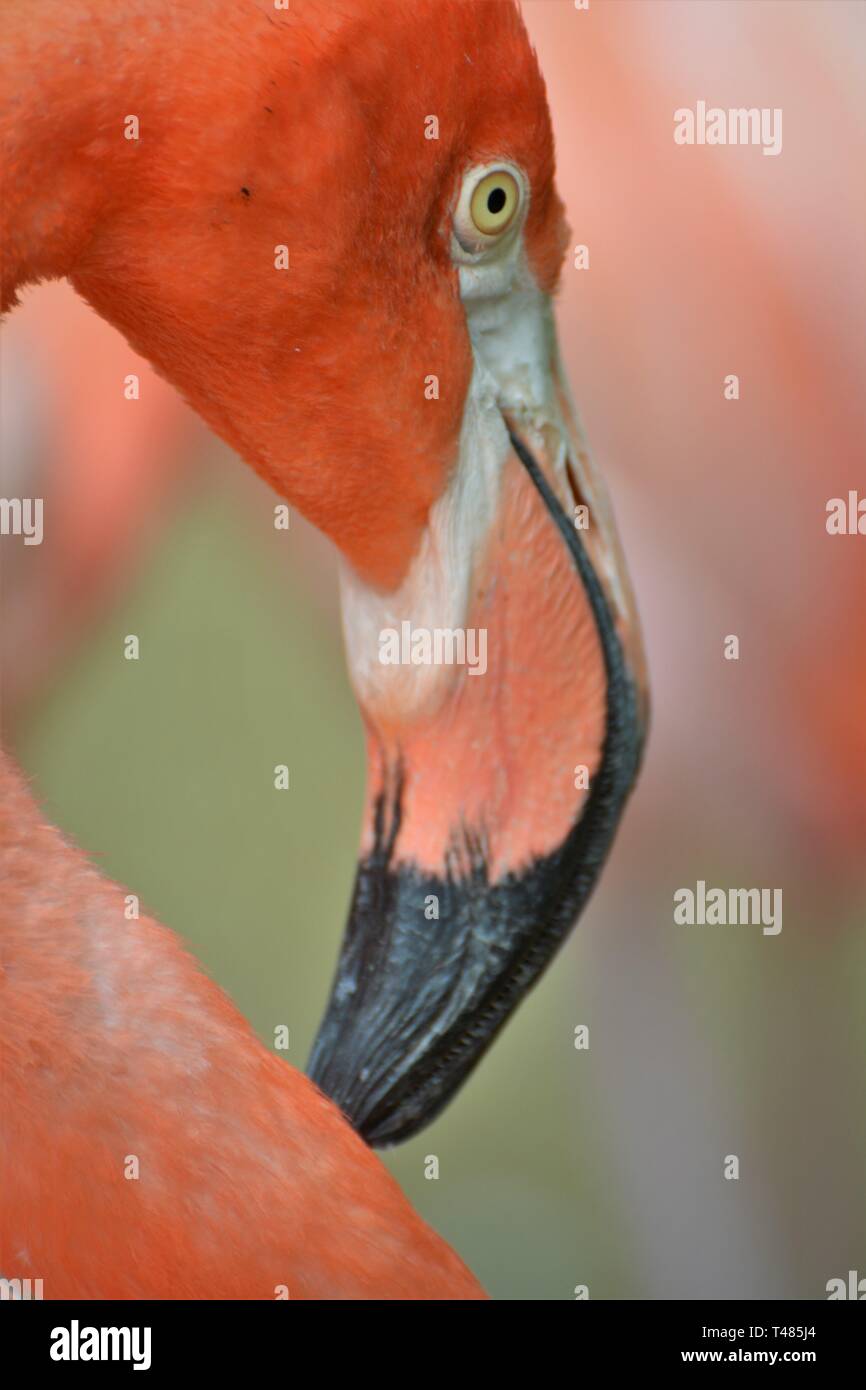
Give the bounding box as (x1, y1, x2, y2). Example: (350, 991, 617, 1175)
(1, 0, 646, 1297)
(1, 281, 203, 729)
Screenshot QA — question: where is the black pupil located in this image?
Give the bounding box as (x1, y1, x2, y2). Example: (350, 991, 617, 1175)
(487, 186, 507, 215)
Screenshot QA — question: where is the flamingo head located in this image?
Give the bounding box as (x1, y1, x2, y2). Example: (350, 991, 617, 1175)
(48, 0, 648, 1143)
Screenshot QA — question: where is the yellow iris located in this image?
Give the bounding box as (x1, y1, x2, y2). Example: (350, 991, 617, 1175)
(469, 170, 520, 236)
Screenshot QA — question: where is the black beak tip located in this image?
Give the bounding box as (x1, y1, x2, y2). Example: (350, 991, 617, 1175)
(304, 843, 515, 1149)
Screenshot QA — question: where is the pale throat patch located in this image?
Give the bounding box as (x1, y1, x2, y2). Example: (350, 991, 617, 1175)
(338, 192, 606, 725)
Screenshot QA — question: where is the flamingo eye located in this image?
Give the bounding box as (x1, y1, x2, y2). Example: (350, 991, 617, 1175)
(469, 170, 520, 236)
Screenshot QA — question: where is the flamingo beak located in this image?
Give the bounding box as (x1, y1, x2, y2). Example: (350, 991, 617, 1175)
(309, 277, 648, 1146)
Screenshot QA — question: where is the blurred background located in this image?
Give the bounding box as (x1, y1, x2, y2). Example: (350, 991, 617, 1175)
(2, 0, 865, 1298)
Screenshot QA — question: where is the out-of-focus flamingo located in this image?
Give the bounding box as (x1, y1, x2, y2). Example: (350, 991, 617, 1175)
(1, 281, 202, 727)
(528, 0, 866, 861)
